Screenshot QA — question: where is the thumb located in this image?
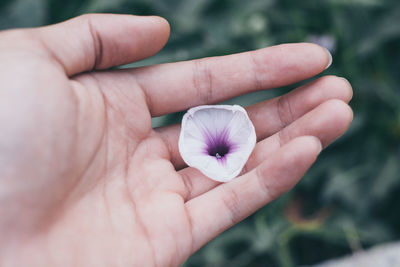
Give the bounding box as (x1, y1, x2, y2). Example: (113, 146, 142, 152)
(34, 14, 170, 76)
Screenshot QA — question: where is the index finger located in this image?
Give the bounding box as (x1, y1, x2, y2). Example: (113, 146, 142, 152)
(127, 43, 331, 116)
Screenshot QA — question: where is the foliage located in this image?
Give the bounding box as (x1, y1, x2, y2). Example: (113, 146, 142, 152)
(1, 0, 400, 266)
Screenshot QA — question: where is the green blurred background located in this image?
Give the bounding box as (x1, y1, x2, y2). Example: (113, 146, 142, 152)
(1, 0, 400, 266)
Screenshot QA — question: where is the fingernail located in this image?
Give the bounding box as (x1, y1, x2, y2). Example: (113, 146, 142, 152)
(312, 136, 323, 153)
(324, 48, 333, 70)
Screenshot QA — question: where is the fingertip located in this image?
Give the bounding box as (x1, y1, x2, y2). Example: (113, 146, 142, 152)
(146, 15, 171, 44)
(341, 101, 354, 132)
(125, 15, 170, 47)
(153, 16, 170, 31)
(304, 136, 323, 154)
(340, 99, 354, 123)
(288, 135, 323, 157)
(303, 42, 333, 70)
(256, 43, 336, 87)
(300, 42, 333, 72)
(323, 99, 354, 126)
(315, 99, 353, 147)
(339, 77, 354, 102)
(316, 75, 354, 103)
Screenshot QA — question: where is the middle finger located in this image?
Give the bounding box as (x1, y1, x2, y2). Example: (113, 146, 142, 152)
(156, 75, 352, 169)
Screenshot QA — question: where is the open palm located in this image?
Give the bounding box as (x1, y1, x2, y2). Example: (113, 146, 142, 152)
(0, 14, 353, 266)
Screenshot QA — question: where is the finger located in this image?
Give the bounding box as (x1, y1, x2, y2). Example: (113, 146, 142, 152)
(157, 75, 352, 169)
(245, 99, 353, 171)
(185, 136, 322, 252)
(33, 14, 170, 76)
(129, 42, 332, 116)
(179, 99, 353, 200)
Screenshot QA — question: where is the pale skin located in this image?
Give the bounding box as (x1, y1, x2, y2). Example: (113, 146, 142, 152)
(0, 14, 353, 266)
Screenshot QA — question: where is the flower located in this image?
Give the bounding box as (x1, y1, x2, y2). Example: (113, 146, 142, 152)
(178, 105, 256, 182)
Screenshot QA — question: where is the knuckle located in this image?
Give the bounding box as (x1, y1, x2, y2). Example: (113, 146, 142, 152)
(255, 167, 275, 199)
(192, 59, 214, 104)
(221, 186, 241, 225)
(179, 171, 193, 201)
(249, 50, 263, 90)
(276, 95, 294, 128)
(277, 128, 290, 147)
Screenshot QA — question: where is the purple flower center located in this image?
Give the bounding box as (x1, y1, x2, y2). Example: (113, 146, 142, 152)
(207, 141, 230, 159)
(203, 128, 235, 160)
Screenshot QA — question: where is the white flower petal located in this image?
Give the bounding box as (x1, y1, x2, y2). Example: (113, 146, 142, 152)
(178, 105, 256, 182)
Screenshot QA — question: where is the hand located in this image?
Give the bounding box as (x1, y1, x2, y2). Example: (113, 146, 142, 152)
(0, 14, 353, 266)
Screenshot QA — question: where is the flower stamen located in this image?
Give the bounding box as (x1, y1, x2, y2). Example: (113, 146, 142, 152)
(207, 141, 230, 159)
